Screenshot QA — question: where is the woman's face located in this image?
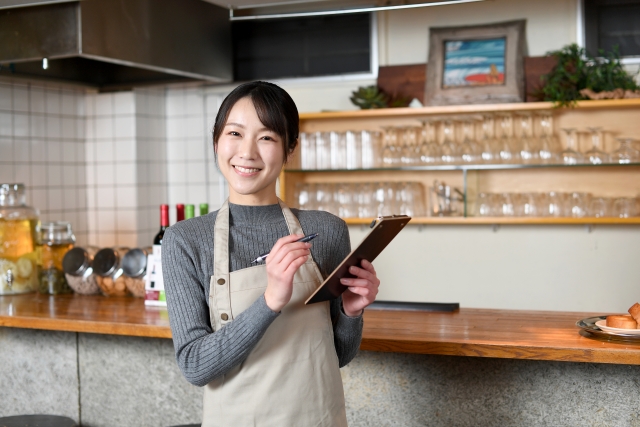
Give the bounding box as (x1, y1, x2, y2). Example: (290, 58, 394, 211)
(216, 97, 286, 205)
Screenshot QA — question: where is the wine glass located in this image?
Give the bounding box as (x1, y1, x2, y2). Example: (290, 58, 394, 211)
(560, 128, 585, 165)
(585, 127, 610, 165)
(440, 120, 461, 164)
(479, 115, 499, 163)
(517, 113, 539, 164)
(496, 114, 518, 163)
(460, 119, 482, 164)
(537, 113, 560, 164)
(381, 126, 400, 167)
(400, 126, 420, 165)
(418, 120, 441, 165)
(611, 138, 640, 164)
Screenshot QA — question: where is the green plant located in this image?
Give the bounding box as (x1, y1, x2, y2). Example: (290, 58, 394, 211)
(538, 44, 639, 107)
(350, 86, 388, 109)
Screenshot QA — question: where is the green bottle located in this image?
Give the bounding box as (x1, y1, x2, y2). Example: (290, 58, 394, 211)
(199, 203, 209, 216)
(184, 204, 195, 220)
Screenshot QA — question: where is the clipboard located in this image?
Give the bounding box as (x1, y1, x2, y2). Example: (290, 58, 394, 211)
(305, 215, 411, 305)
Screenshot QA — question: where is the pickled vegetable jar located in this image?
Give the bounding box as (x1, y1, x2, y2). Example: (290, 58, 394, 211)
(38, 222, 75, 294)
(0, 183, 40, 294)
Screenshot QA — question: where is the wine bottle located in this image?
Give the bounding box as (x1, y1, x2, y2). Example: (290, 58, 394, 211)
(153, 204, 169, 245)
(185, 204, 195, 220)
(176, 204, 185, 222)
(199, 203, 209, 216)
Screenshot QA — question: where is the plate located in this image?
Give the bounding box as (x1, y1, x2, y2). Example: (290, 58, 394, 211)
(595, 319, 640, 336)
(575, 316, 640, 343)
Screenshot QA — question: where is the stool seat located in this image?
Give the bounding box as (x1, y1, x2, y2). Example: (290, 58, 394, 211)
(0, 415, 77, 427)
(168, 424, 200, 427)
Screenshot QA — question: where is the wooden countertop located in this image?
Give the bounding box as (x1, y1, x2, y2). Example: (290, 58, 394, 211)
(1, 294, 638, 365)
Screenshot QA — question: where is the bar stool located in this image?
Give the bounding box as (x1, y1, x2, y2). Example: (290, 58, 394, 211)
(0, 415, 77, 427)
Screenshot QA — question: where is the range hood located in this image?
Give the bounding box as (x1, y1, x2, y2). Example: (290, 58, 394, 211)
(0, 0, 232, 90)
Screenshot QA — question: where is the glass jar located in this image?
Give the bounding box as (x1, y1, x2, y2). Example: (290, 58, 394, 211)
(0, 183, 40, 294)
(63, 246, 101, 295)
(92, 247, 130, 296)
(121, 247, 152, 298)
(38, 222, 75, 294)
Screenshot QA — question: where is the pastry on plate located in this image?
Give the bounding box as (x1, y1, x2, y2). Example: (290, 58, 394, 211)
(606, 314, 638, 329)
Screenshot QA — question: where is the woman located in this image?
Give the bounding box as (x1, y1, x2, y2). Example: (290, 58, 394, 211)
(163, 81, 380, 426)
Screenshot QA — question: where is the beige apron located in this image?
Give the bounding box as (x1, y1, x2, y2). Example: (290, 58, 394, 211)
(203, 199, 347, 427)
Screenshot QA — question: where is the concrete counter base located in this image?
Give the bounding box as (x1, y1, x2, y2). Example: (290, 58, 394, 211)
(2, 327, 639, 426)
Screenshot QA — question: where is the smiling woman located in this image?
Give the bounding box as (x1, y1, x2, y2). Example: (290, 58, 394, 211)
(162, 81, 381, 427)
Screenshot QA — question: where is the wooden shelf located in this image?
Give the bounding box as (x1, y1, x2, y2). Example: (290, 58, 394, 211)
(299, 99, 640, 121)
(1, 294, 638, 365)
(343, 217, 640, 225)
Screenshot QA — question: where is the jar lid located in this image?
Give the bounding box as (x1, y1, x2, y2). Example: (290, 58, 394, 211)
(0, 183, 26, 206)
(122, 248, 148, 278)
(39, 222, 76, 245)
(92, 248, 119, 276)
(62, 247, 91, 275)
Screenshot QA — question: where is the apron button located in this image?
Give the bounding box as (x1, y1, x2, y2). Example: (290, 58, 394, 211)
(217, 278, 225, 285)
(221, 313, 229, 321)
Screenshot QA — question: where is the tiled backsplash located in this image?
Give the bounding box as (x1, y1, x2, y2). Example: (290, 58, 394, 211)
(0, 81, 89, 244)
(1, 79, 229, 248)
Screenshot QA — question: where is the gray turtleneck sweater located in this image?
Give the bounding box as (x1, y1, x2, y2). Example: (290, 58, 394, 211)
(163, 203, 363, 387)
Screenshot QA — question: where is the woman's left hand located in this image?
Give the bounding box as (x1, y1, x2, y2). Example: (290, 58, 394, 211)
(340, 260, 380, 317)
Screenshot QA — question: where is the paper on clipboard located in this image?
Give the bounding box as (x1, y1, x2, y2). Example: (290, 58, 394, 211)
(305, 215, 411, 305)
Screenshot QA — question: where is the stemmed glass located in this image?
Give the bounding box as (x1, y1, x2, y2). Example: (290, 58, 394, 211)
(381, 126, 400, 166)
(585, 127, 610, 165)
(496, 114, 518, 163)
(480, 115, 499, 163)
(419, 120, 440, 165)
(611, 138, 640, 164)
(460, 119, 482, 164)
(517, 113, 539, 164)
(560, 128, 585, 165)
(537, 113, 560, 164)
(400, 127, 421, 165)
(440, 120, 461, 164)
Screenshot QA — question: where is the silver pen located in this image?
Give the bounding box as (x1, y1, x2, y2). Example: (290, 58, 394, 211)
(250, 233, 319, 264)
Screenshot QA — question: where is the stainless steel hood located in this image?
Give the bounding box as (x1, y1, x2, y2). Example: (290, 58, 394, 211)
(0, 0, 232, 90)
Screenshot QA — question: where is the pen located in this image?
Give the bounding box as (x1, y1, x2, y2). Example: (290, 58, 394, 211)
(250, 233, 319, 264)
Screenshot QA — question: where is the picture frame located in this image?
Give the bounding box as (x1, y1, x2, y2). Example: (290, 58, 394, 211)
(425, 20, 527, 106)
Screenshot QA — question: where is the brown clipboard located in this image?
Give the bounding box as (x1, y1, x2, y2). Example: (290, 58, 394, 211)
(305, 215, 411, 305)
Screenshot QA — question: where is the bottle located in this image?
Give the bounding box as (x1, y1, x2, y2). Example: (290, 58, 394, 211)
(185, 204, 195, 220)
(0, 183, 40, 295)
(38, 221, 75, 294)
(153, 204, 169, 245)
(199, 203, 209, 216)
(176, 204, 185, 222)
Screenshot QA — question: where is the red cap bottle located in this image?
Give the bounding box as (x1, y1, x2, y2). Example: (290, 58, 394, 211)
(176, 204, 185, 222)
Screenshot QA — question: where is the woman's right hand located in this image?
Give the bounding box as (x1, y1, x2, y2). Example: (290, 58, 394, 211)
(264, 234, 311, 312)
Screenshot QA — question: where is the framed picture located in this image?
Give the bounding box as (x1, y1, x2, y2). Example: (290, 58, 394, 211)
(425, 20, 527, 105)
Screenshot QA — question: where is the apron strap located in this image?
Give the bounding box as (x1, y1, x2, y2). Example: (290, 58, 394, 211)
(212, 200, 231, 330)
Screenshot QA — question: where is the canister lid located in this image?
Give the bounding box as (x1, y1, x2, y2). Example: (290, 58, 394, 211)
(122, 248, 148, 278)
(92, 248, 119, 277)
(62, 247, 90, 275)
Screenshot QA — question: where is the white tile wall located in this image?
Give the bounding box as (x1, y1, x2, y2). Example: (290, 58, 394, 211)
(0, 80, 90, 245)
(164, 87, 228, 224)
(2, 79, 229, 249)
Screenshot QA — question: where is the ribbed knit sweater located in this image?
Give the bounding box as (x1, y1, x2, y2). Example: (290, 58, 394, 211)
(163, 203, 363, 387)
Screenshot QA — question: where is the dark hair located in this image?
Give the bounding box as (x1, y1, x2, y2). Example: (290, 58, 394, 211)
(212, 81, 299, 163)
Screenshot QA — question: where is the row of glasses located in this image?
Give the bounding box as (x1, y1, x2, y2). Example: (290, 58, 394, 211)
(475, 192, 639, 218)
(560, 127, 640, 165)
(294, 182, 426, 218)
(299, 131, 383, 170)
(298, 116, 638, 170)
